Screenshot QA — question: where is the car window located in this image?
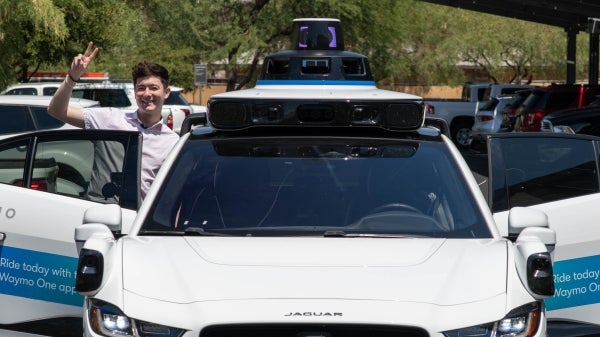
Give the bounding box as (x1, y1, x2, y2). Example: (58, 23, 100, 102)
(42, 87, 58, 96)
(0, 139, 29, 186)
(165, 91, 190, 106)
(3, 88, 38, 95)
(547, 91, 579, 109)
(31, 106, 65, 130)
(0, 105, 35, 134)
(0, 133, 140, 207)
(492, 137, 598, 211)
(479, 98, 498, 111)
(144, 138, 490, 238)
(72, 88, 132, 108)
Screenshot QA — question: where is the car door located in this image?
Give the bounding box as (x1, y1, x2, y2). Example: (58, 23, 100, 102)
(0, 129, 140, 334)
(485, 132, 600, 327)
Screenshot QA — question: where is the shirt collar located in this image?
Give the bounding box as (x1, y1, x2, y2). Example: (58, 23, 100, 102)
(126, 111, 164, 130)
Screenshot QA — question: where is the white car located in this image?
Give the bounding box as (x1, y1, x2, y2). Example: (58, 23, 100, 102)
(2, 18, 600, 337)
(72, 18, 554, 337)
(0, 95, 98, 139)
(0, 82, 63, 96)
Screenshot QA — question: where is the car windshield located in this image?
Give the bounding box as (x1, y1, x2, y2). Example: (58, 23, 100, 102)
(142, 137, 490, 238)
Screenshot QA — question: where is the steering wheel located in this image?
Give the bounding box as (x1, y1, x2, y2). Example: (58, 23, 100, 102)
(369, 203, 423, 214)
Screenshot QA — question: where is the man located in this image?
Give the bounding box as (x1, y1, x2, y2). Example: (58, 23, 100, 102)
(48, 41, 180, 200)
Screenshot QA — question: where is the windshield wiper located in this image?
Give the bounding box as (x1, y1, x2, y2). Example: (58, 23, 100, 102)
(323, 230, 413, 238)
(183, 227, 230, 236)
(139, 228, 228, 236)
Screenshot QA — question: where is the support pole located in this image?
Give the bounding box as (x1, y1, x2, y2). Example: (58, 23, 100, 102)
(566, 26, 578, 85)
(589, 19, 600, 85)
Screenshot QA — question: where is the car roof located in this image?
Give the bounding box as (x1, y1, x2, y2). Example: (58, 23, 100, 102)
(0, 82, 62, 95)
(545, 105, 600, 120)
(74, 81, 184, 91)
(188, 124, 445, 143)
(0, 95, 99, 108)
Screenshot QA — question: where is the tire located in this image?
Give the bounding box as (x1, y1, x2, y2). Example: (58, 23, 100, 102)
(451, 120, 473, 149)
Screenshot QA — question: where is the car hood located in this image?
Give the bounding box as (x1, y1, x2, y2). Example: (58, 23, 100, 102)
(122, 237, 507, 305)
(212, 85, 422, 100)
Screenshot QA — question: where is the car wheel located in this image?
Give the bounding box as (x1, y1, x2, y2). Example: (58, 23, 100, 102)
(451, 121, 473, 149)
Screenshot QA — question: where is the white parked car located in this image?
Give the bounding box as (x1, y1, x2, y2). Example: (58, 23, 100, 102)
(0, 81, 63, 96)
(72, 18, 555, 337)
(0, 95, 98, 139)
(470, 94, 515, 150)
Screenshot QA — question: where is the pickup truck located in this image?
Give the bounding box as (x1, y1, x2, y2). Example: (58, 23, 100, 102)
(425, 82, 533, 148)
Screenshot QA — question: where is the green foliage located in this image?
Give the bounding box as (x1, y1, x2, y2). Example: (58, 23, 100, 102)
(0, 0, 67, 87)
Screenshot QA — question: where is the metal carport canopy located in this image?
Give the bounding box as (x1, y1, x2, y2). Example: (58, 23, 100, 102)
(419, 0, 600, 84)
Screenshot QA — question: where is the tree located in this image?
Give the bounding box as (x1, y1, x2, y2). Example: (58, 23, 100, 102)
(425, 5, 588, 84)
(1, 0, 593, 92)
(0, 0, 147, 88)
(0, 0, 67, 87)
(187, 0, 407, 91)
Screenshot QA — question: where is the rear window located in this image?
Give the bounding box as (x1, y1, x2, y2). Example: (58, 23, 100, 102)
(478, 98, 499, 111)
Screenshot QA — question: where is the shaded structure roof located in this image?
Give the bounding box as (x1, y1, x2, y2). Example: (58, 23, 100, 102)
(420, 0, 600, 32)
(420, 0, 600, 83)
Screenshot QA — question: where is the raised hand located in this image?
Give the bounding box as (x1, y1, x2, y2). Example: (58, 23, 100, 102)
(69, 41, 99, 81)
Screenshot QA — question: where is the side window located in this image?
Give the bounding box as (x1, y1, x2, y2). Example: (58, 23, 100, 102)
(501, 137, 599, 208)
(0, 105, 35, 135)
(71, 89, 131, 107)
(34, 139, 127, 203)
(92, 89, 131, 107)
(5, 88, 37, 95)
(342, 58, 366, 75)
(42, 87, 58, 96)
(31, 106, 65, 130)
(265, 58, 290, 76)
(547, 91, 579, 109)
(164, 92, 189, 106)
(0, 139, 29, 187)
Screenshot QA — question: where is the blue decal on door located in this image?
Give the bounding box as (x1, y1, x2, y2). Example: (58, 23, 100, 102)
(546, 255, 600, 311)
(0, 245, 83, 306)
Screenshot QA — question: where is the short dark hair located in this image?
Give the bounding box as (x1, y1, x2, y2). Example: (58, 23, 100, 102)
(132, 62, 170, 88)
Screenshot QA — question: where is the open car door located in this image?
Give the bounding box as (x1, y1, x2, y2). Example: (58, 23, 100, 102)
(0, 129, 141, 337)
(483, 132, 600, 333)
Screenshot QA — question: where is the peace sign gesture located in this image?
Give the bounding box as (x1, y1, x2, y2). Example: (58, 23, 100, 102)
(69, 41, 99, 81)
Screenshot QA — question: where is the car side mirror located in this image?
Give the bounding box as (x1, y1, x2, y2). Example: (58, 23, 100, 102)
(74, 204, 121, 253)
(509, 207, 555, 255)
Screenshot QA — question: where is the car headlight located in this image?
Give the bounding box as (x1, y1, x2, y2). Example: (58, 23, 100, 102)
(552, 125, 575, 134)
(443, 302, 542, 337)
(88, 299, 186, 337)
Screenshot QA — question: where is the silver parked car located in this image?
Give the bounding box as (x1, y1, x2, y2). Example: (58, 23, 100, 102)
(470, 95, 515, 151)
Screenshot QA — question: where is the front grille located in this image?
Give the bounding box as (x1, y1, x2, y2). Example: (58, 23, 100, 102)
(200, 324, 429, 337)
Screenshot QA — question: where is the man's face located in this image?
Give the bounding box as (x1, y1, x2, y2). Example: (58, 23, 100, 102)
(135, 75, 170, 117)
